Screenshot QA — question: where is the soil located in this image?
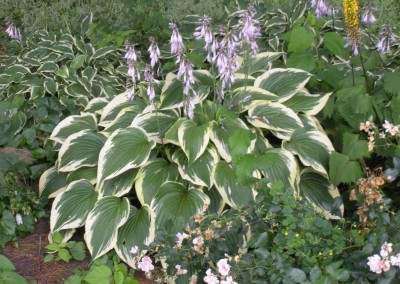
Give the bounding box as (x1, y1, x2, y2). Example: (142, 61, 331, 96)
(2, 219, 157, 284)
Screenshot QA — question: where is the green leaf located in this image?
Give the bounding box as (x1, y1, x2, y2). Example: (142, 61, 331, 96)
(115, 205, 155, 268)
(58, 130, 106, 172)
(238, 52, 283, 75)
(0, 271, 29, 284)
(66, 167, 97, 185)
(254, 68, 311, 102)
(85, 197, 130, 259)
(165, 118, 186, 145)
(0, 255, 15, 271)
(44, 80, 57, 95)
(153, 182, 209, 230)
(383, 72, 400, 96)
(44, 254, 54, 263)
(39, 166, 68, 198)
(342, 133, 370, 160)
(58, 249, 72, 262)
(65, 275, 83, 284)
(324, 32, 346, 57)
(159, 73, 184, 110)
(91, 46, 116, 60)
(310, 266, 322, 282)
(80, 14, 93, 36)
(135, 159, 179, 205)
(45, 243, 60, 251)
(178, 121, 210, 164)
(283, 91, 331, 115)
(53, 231, 63, 243)
(51, 179, 98, 232)
(288, 27, 313, 52)
(84, 265, 112, 284)
(65, 82, 90, 97)
(103, 106, 143, 134)
(329, 152, 363, 185)
(70, 242, 86, 261)
(56, 65, 69, 78)
(288, 268, 307, 283)
(97, 127, 155, 184)
(228, 128, 256, 160)
(287, 51, 315, 72)
(0, 210, 14, 235)
(70, 55, 86, 69)
(98, 168, 138, 198)
(37, 62, 59, 73)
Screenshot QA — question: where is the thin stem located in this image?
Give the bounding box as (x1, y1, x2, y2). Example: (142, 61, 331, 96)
(359, 54, 371, 95)
(351, 62, 355, 86)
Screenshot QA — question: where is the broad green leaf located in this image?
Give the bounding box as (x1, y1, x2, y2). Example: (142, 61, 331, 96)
(342, 133, 370, 160)
(212, 161, 256, 208)
(56, 65, 69, 78)
(44, 80, 57, 95)
(80, 14, 93, 36)
(67, 167, 97, 185)
(65, 82, 90, 97)
(0, 271, 29, 284)
(91, 46, 116, 60)
(288, 27, 313, 52)
(135, 159, 179, 205)
(0, 255, 15, 271)
(228, 128, 257, 160)
(329, 152, 363, 185)
(84, 97, 109, 114)
(283, 91, 331, 115)
(238, 52, 283, 75)
(115, 205, 155, 268)
(232, 73, 255, 89)
(287, 52, 315, 72)
(282, 128, 334, 175)
(172, 146, 219, 188)
(299, 168, 343, 219)
(4, 65, 30, 75)
(103, 106, 143, 134)
(247, 101, 303, 133)
(98, 168, 138, 198)
(205, 187, 225, 215)
(324, 32, 346, 57)
(164, 118, 186, 145)
(37, 62, 59, 73)
(84, 266, 112, 284)
(227, 86, 279, 112)
(254, 68, 311, 102)
(39, 166, 68, 198)
(51, 179, 98, 232)
(288, 268, 307, 283)
(383, 72, 400, 96)
(178, 121, 210, 164)
(99, 93, 143, 126)
(70, 55, 86, 69)
(85, 196, 130, 259)
(30, 86, 46, 100)
(70, 242, 86, 261)
(97, 127, 155, 184)
(193, 70, 214, 86)
(159, 73, 184, 110)
(50, 113, 97, 144)
(58, 130, 106, 172)
(153, 182, 209, 230)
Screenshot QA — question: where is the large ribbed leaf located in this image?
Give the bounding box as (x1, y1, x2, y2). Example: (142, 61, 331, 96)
(103, 106, 143, 134)
(153, 182, 210, 230)
(254, 68, 311, 102)
(178, 121, 210, 164)
(172, 146, 219, 188)
(85, 196, 130, 259)
(115, 205, 155, 268)
(97, 127, 155, 184)
(66, 167, 97, 185)
(135, 159, 179, 205)
(238, 52, 283, 75)
(84, 97, 108, 114)
(212, 161, 256, 208)
(247, 101, 303, 133)
(58, 130, 106, 172)
(231, 86, 279, 111)
(51, 179, 98, 232)
(283, 91, 332, 115)
(299, 168, 343, 219)
(39, 166, 68, 198)
(98, 168, 138, 198)
(131, 110, 179, 144)
(159, 73, 184, 110)
(164, 118, 186, 145)
(282, 128, 334, 175)
(261, 149, 299, 191)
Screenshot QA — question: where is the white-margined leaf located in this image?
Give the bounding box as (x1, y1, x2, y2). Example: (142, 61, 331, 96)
(229, 86, 279, 112)
(282, 128, 334, 175)
(254, 68, 311, 102)
(85, 196, 130, 259)
(91, 46, 116, 60)
(84, 97, 109, 115)
(232, 73, 255, 89)
(299, 168, 343, 219)
(152, 182, 210, 230)
(135, 159, 179, 205)
(66, 167, 97, 185)
(164, 118, 186, 145)
(51, 179, 98, 232)
(205, 187, 225, 215)
(247, 101, 303, 133)
(39, 166, 68, 198)
(178, 120, 210, 164)
(58, 130, 106, 172)
(97, 127, 155, 184)
(283, 91, 332, 115)
(159, 73, 184, 110)
(115, 205, 155, 268)
(212, 161, 256, 208)
(103, 106, 143, 134)
(238, 52, 283, 75)
(193, 70, 214, 86)
(98, 168, 138, 198)
(50, 113, 98, 144)
(172, 146, 219, 188)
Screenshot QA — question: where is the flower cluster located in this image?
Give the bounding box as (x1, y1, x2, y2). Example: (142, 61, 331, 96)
(124, 40, 139, 99)
(343, 0, 361, 55)
(5, 17, 22, 43)
(238, 5, 261, 55)
(367, 242, 400, 274)
(137, 256, 155, 273)
(360, 118, 399, 152)
(376, 24, 396, 54)
(361, 1, 376, 25)
(177, 58, 196, 119)
(204, 259, 237, 284)
(194, 15, 216, 62)
(169, 22, 185, 58)
(144, 64, 157, 111)
(148, 36, 160, 69)
(311, 0, 335, 19)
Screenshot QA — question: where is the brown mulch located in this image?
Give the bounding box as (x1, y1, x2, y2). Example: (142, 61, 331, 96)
(2, 219, 156, 284)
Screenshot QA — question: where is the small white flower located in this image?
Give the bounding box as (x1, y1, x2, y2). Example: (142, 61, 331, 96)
(203, 269, 219, 284)
(175, 264, 188, 275)
(217, 258, 230, 276)
(130, 245, 139, 254)
(220, 276, 238, 284)
(192, 236, 204, 246)
(390, 254, 400, 267)
(176, 232, 189, 247)
(137, 256, 154, 273)
(15, 214, 23, 225)
(380, 242, 393, 258)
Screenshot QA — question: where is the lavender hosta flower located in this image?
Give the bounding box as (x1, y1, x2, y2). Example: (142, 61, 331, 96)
(144, 65, 157, 111)
(312, 0, 334, 18)
(361, 3, 377, 25)
(169, 23, 185, 57)
(137, 256, 154, 273)
(376, 24, 396, 54)
(238, 5, 261, 55)
(194, 15, 216, 62)
(177, 59, 195, 96)
(125, 40, 139, 99)
(5, 18, 22, 43)
(148, 37, 160, 68)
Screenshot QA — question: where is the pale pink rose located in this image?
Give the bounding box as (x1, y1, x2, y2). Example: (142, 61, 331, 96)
(137, 256, 154, 273)
(220, 276, 238, 284)
(204, 269, 219, 284)
(390, 254, 400, 267)
(192, 236, 204, 246)
(15, 214, 23, 225)
(368, 254, 383, 274)
(130, 245, 139, 254)
(217, 258, 230, 276)
(380, 242, 393, 258)
(381, 259, 391, 272)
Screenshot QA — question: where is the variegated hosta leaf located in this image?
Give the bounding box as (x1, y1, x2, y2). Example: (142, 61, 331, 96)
(58, 130, 106, 172)
(131, 110, 179, 144)
(299, 114, 326, 133)
(164, 118, 186, 145)
(254, 68, 311, 102)
(212, 161, 256, 208)
(51, 179, 98, 232)
(282, 128, 334, 175)
(98, 168, 138, 198)
(193, 70, 214, 87)
(135, 159, 179, 205)
(226, 86, 279, 113)
(254, 131, 272, 153)
(97, 127, 155, 184)
(152, 182, 210, 230)
(50, 113, 98, 144)
(178, 121, 210, 164)
(261, 148, 300, 191)
(159, 73, 184, 110)
(39, 166, 68, 198)
(99, 93, 145, 127)
(237, 52, 283, 75)
(84, 97, 109, 114)
(210, 119, 249, 162)
(247, 101, 303, 133)
(91, 46, 116, 60)
(115, 205, 155, 268)
(232, 73, 256, 89)
(85, 196, 130, 259)
(299, 168, 343, 219)
(172, 146, 219, 188)
(103, 106, 143, 134)
(205, 187, 225, 215)
(283, 91, 332, 115)
(66, 167, 97, 185)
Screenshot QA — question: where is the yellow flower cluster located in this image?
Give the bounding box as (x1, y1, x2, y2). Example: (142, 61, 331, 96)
(343, 0, 361, 51)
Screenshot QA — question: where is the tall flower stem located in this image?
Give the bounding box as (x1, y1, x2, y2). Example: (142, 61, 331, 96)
(359, 54, 371, 95)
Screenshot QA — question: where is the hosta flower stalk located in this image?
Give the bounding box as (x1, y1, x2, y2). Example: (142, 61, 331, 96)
(148, 37, 160, 68)
(125, 40, 140, 99)
(169, 22, 185, 58)
(376, 23, 395, 54)
(361, 1, 376, 25)
(5, 17, 22, 43)
(238, 5, 261, 55)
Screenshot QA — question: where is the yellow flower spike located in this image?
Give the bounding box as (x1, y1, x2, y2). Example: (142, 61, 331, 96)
(343, 0, 361, 54)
